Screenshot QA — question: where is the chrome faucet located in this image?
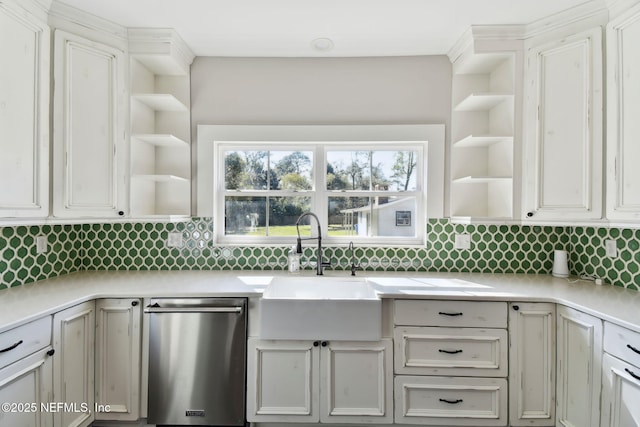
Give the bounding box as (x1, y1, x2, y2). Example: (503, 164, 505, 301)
(295, 212, 331, 275)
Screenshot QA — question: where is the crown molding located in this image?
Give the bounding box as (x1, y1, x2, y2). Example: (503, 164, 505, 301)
(606, 0, 640, 19)
(48, 0, 128, 49)
(524, 0, 609, 39)
(128, 28, 195, 75)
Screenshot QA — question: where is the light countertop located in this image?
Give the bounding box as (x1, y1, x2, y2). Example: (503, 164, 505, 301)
(1, 270, 639, 334)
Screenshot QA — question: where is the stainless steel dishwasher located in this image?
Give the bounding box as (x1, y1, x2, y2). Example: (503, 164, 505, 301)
(145, 298, 247, 426)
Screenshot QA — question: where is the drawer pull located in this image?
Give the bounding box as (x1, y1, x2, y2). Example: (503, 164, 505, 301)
(0, 340, 23, 353)
(627, 344, 640, 355)
(439, 398, 463, 404)
(625, 368, 640, 381)
(439, 349, 463, 354)
(438, 311, 463, 317)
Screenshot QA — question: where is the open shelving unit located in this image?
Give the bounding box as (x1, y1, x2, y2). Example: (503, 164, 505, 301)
(128, 29, 194, 218)
(450, 46, 518, 221)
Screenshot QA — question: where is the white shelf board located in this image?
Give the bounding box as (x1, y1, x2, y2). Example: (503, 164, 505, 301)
(454, 52, 513, 75)
(131, 174, 190, 183)
(453, 135, 514, 147)
(132, 94, 188, 112)
(453, 176, 513, 183)
(132, 134, 188, 147)
(454, 93, 513, 111)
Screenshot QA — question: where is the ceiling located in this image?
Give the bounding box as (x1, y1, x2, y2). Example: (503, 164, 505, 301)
(59, 0, 595, 57)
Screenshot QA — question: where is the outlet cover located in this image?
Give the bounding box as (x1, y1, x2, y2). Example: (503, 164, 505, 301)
(605, 239, 617, 258)
(36, 235, 48, 254)
(167, 232, 183, 247)
(454, 234, 471, 250)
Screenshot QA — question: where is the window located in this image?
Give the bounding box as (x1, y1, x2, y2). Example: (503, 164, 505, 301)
(215, 142, 426, 245)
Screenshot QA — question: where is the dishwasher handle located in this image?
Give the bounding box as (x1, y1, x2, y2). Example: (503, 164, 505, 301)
(144, 306, 244, 314)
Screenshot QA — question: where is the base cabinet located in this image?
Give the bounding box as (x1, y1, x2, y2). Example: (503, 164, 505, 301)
(556, 306, 602, 427)
(394, 375, 508, 426)
(94, 298, 141, 421)
(52, 301, 95, 427)
(247, 338, 392, 424)
(0, 348, 53, 427)
(508, 302, 556, 426)
(601, 353, 640, 427)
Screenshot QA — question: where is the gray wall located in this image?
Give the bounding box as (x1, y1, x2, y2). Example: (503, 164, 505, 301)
(191, 55, 452, 131)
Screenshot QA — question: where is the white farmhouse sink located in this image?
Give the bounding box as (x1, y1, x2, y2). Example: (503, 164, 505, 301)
(259, 277, 381, 341)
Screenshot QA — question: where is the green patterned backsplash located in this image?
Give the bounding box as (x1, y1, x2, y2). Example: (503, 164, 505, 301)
(1, 218, 639, 291)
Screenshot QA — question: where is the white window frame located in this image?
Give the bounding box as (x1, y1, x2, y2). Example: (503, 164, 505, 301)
(197, 125, 446, 247)
(215, 141, 426, 245)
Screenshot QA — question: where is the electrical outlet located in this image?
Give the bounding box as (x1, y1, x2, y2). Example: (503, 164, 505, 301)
(454, 234, 471, 250)
(36, 235, 48, 254)
(167, 232, 183, 247)
(605, 239, 617, 258)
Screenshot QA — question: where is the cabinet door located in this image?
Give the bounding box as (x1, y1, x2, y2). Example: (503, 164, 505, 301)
(0, 347, 53, 427)
(94, 298, 141, 421)
(246, 338, 320, 423)
(52, 29, 127, 218)
(601, 353, 640, 427)
(508, 302, 556, 426)
(556, 306, 602, 427)
(606, 6, 640, 220)
(0, 2, 49, 218)
(523, 27, 603, 220)
(52, 301, 95, 427)
(320, 340, 392, 424)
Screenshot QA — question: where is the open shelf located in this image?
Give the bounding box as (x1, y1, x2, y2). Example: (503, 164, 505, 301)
(454, 93, 513, 111)
(132, 134, 188, 147)
(131, 174, 189, 183)
(132, 93, 188, 112)
(453, 176, 513, 183)
(453, 135, 514, 147)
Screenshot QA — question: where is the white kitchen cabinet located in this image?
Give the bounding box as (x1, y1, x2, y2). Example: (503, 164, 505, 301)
(522, 27, 603, 221)
(606, 4, 640, 221)
(128, 29, 193, 218)
(0, 348, 54, 427)
(450, 49, 518, 220)
(556, 305, 602, 427)
(508, 302, 556, 426)
(52, 29, 128, 218)
(393, 299, 508, 426)
(0, 0, 50, 219)
(52, 301, 95, 427)
(247, 338, 393, 424)
(94, 298, 141, 421)
(601, 353, 640, 427)
(394, 375, 508, 426)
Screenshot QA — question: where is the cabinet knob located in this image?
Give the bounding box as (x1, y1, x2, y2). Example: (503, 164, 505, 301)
(321, 341, 328, 347)
(132, 301, 139, 307)
(46, 349, 55, 357)
(118, 210, 125, 216)
(512, 305, 520, 311)
(527, 212, 534, 217)
(313, 341, 319, 347)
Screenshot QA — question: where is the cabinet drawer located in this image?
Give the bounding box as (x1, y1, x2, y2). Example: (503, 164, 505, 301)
(0, 316, 52, 369)
(604, 322, 640, 368)
(394, 300, 507, 328)
(394, 327, 508, 377)
(394, 375, 507, 426)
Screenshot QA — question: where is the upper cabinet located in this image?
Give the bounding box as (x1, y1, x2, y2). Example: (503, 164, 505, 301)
(606, 4, 640, 221)
(522, 26, 604, 222)
(450, 34, 523, 221)
(52, 28, 128, 218)
(128, 29, 194, 218)
(0, 0, 50, 219)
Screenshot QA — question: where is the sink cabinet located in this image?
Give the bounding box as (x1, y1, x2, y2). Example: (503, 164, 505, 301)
(246, 338, 393, 424)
